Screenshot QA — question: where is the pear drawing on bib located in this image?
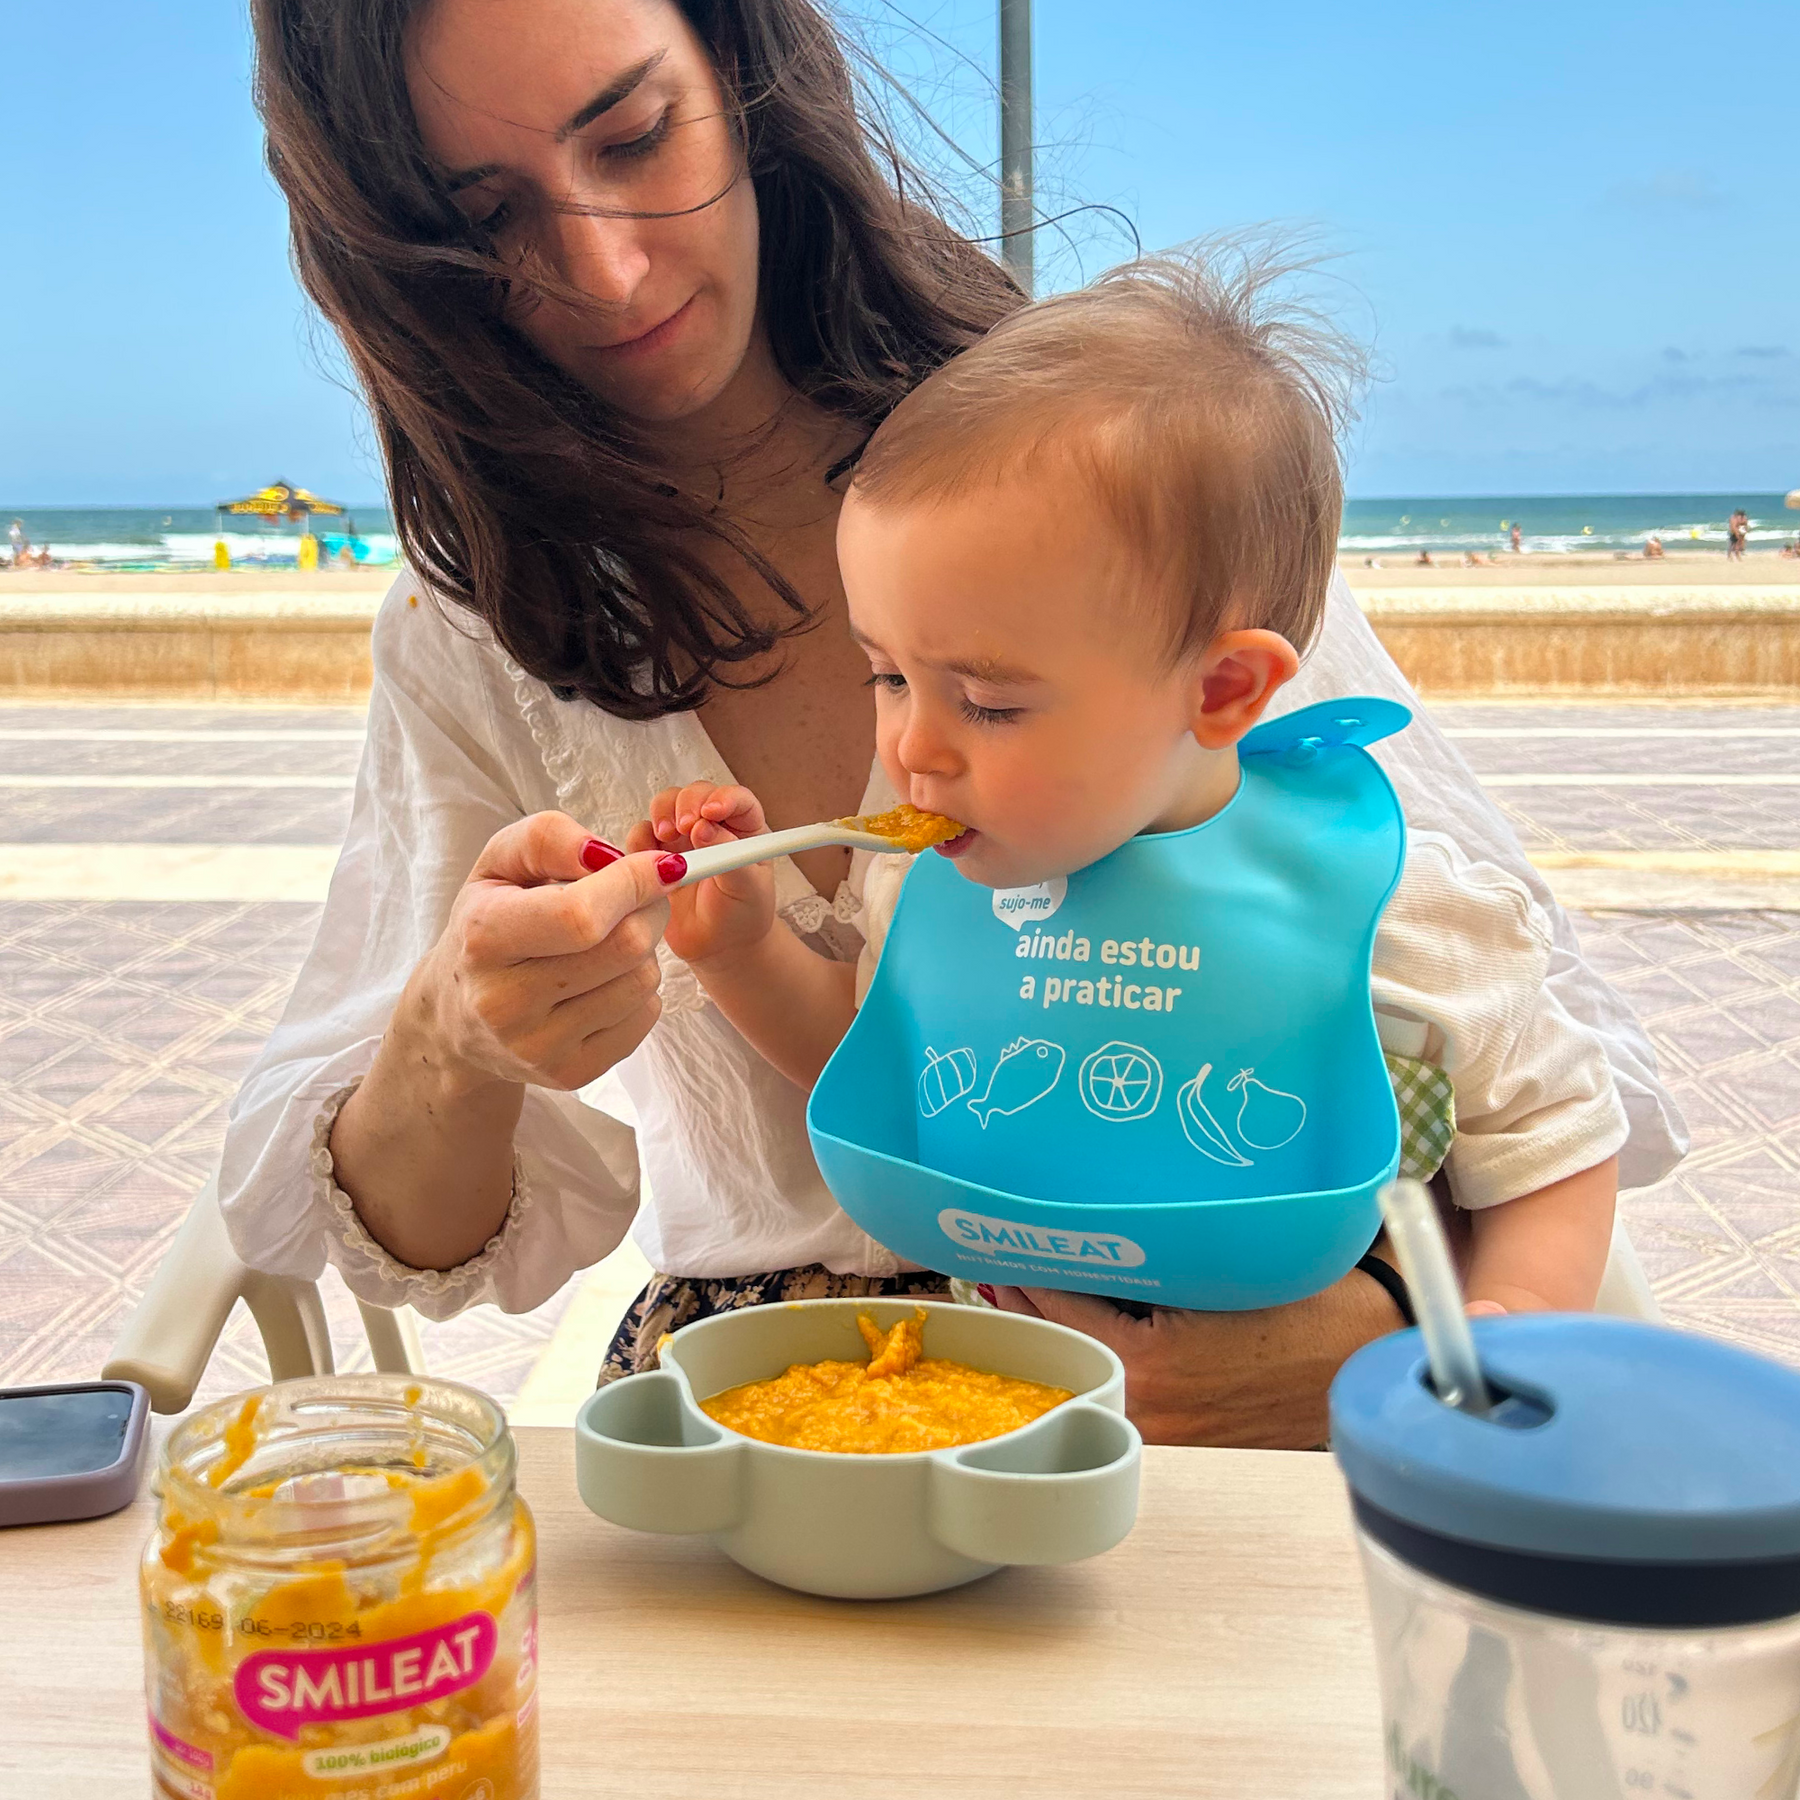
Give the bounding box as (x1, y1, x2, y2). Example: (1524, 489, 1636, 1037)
(1228, 1068, 1306, 1150)
(1175, 1063, 1252, 1166)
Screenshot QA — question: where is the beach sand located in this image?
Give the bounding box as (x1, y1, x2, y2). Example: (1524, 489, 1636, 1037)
(1342, 551, 1800, 593)
(1, 552, 1795, 602)
(0, 567, 394, 598)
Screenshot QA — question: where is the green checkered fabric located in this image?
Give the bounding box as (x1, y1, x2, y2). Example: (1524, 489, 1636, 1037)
(1386, 1053, 1456, 1182)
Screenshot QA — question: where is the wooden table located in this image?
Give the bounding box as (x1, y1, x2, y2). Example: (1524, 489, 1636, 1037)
(10, 1429, 1385, 1797)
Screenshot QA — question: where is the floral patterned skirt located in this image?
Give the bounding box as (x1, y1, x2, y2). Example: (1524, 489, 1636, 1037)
(599, 1264, 954, 1385)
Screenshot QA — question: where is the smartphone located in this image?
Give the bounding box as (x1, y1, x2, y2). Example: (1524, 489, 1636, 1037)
(0, 1381, 150, 1527)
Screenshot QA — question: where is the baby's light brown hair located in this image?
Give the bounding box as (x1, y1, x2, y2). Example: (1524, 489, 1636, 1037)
(851, 241, 1363, 661)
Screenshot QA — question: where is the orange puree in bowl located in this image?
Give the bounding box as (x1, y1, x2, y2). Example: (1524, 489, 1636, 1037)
(699, 1311, 1071, 1454)
(838, 804, 966, 852)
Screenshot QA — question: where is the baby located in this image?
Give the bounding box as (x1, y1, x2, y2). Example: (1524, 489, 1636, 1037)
(632, 251, 1626, 1316)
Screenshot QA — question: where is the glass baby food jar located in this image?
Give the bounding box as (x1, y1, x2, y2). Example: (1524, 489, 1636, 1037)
(142, 1374, 537, 1800)
(1332, 1315, 1800, 1799)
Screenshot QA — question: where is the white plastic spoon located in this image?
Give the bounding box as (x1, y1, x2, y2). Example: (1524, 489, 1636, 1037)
(662, 820, 941, 891)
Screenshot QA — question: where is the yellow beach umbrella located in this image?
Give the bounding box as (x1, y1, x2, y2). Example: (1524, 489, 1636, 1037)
(215, 480, 347, 524)
(1786, 489, 1800, 510)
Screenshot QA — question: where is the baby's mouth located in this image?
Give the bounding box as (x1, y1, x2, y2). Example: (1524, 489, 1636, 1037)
(934, 828, 979, 859)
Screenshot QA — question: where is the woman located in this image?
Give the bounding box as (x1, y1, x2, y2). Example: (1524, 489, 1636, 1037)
(223, 0, 1683, 1446)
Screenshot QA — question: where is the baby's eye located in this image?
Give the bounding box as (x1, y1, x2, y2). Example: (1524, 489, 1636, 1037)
(959, 699, 1024, 727)
(866, 672, 908, 693)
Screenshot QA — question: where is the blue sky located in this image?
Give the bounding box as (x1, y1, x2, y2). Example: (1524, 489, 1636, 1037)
(3, 0, 1795, 503)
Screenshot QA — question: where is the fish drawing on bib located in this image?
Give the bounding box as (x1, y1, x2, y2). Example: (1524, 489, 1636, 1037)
(966, 1039, 1066, 1129)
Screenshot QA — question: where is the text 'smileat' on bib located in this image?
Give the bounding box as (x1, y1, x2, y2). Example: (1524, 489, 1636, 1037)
(808, 698, 1410, 1310)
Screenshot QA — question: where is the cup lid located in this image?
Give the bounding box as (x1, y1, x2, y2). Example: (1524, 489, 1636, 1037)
(1331, 1316, 1800, 1623)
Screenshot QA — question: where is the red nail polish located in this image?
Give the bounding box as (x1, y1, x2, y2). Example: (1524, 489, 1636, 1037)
(656, 852, 687, 884)
(976, 1283, 998, 1306)
(579, 838, 622, 872)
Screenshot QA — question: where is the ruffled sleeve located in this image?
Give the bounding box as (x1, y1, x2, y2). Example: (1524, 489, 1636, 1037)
(217, 575, 642, 1320)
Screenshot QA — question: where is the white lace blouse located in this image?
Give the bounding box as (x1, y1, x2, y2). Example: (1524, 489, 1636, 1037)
(217, 571, 1687, 1320)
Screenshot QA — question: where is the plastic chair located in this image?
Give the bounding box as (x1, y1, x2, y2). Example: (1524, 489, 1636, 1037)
(104, 1174, 424, 1414)
(1596, 1211, 1662, 1323)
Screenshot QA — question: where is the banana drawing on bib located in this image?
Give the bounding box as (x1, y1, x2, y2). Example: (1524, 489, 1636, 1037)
(1176, 1063, 1253, 1166)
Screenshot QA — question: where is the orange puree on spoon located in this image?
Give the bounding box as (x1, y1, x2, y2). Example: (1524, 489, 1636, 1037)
(837, 804, 966, 852)
(699, 1310, 1070, 1454)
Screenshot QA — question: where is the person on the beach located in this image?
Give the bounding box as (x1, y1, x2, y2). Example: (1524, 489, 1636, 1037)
(1645, 535, 1665, 559)
(219, 0, 1683, 1447)
(7, 519, 25, 567)
(1728, 509, 1748, 560)
(1510, 523, 1522, 554)
(641, 254, 1628, 1326)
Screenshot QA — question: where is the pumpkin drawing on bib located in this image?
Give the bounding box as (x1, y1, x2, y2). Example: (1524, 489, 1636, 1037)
(917, 1047, 977, 1119)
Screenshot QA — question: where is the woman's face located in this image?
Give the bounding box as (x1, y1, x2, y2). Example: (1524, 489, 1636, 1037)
(407, 0, 763, 425)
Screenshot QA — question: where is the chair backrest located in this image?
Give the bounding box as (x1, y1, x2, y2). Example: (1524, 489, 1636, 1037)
(104, 1174, 422, 1414)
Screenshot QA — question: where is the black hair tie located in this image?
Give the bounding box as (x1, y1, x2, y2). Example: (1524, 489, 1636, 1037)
(1356, 1252, 1416, 1328)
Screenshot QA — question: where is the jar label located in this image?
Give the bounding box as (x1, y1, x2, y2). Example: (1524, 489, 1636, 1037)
(301, 1724, 452, 1779)
(234, 1611, 498, 1741)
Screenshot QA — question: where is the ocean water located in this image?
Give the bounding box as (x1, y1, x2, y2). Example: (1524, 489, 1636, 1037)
(2, 494, 1794, 570)
(1340, 493, 1796, 560)
(0, 505, 399, 569)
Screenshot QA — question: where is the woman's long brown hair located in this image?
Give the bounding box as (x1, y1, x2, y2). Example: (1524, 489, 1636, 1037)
(252, 0, 1022, 718)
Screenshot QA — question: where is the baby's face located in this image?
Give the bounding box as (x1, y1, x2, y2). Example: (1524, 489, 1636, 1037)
(838, 480, 1217, 890)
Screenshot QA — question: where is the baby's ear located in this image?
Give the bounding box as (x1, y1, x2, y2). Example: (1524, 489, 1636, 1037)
(1190, 630, 1300, 749)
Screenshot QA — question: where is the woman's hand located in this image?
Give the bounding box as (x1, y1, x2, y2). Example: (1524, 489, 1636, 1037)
(989, 1271, 1406, 1448)
(629, 781, 776, 971)
(407, 811, 673, 1095)
(331, 811, 675, 1272)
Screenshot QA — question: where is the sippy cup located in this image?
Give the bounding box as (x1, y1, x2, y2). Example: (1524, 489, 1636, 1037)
(1332, 1314, 1800, 1799)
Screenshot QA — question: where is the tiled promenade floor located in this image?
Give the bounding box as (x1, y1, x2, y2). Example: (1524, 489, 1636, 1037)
(2, 698, 1800, 1416)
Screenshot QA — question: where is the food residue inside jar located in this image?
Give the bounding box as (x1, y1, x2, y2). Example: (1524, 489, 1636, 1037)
(698, 1311, 1071, 1454)
(838, 804, 966, 853)
(143, 1385, 536, 1800)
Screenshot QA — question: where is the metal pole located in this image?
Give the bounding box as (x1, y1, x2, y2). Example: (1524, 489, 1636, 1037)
(999, 0, 1033, 294)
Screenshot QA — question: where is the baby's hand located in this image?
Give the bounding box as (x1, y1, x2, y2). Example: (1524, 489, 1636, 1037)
(627, 782, 777, 969)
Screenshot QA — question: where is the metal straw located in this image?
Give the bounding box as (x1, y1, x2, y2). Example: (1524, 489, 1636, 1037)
(1378, 1178, 1493, 1416)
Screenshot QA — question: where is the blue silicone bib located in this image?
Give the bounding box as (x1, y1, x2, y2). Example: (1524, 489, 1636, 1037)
(807, 698, 1411, 1309)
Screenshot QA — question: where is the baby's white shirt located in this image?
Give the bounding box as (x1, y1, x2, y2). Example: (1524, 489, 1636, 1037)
(857, 828, 1629, 1212)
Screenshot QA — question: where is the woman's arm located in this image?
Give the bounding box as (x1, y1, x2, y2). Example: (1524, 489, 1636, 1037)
(994, 1275, 1404, 1448)
(219, 580, 662, 1317)
(329, 814, 674, 1271)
